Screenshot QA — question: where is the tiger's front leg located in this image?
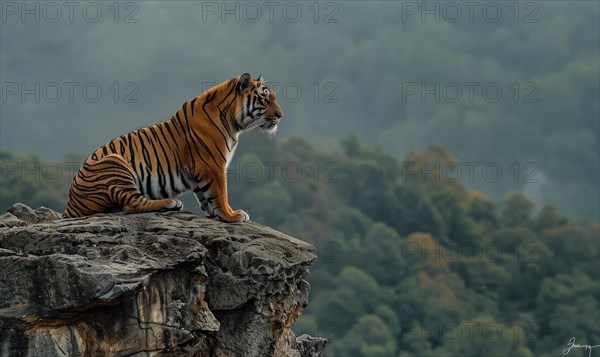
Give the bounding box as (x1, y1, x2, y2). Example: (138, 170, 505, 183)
(194, 172, 249, 223)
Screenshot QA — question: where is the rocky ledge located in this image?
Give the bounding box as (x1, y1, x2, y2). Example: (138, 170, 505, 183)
(0, 203, 326, 356)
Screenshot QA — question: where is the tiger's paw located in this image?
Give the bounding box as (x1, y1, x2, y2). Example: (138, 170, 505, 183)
(219, 209, 250, 223)
(234, 209, 250, 222)
(161, 199, 184, 212)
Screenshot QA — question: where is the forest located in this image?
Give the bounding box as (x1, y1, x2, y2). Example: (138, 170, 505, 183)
(1, 133, 598, 356)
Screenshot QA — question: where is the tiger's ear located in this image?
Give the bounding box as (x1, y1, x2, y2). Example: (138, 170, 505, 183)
(238, 73, 253, 94)
(257, 74, 264, 83)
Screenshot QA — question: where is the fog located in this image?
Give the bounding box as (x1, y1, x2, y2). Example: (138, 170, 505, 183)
(1, 1, 599, 218)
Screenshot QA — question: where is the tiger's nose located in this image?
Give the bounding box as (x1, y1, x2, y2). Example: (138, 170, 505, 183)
(274, 110, 283, 119)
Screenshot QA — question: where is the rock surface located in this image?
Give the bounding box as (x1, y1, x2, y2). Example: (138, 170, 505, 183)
(0, 203, 326, 356)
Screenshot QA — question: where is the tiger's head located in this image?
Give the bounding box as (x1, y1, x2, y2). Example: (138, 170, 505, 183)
(235, 73, 283, 134)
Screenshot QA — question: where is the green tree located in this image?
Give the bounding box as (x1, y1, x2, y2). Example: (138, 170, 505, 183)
(535, 274, 600, 340)
(330, 315, 397, 357)
(433, 316, 534, 357)
(498, 192, 535, 228)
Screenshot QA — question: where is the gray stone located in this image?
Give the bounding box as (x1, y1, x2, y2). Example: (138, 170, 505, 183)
(7, 203, 38, 222)
(296, 334, 328, 357)
(0, 203, 326, 357)
(33, 206, 62, 221)
(0, 212, 26, 228)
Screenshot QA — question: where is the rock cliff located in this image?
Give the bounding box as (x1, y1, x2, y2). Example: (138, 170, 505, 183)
(0, 203, 326, 356)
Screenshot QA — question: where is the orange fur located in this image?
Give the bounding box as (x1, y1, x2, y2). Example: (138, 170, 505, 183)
(64, 73, 283, 222)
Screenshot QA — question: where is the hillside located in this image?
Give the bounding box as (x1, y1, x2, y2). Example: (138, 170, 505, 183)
(1, 135, 599, 356)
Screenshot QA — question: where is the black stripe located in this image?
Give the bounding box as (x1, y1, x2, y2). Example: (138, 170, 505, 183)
(138, 162, 145, 186)
(139, 130, 154, 171)
(180, 110, 211, 168)
(190, 129, 222, 166)
(140, 129, 165, 198)
(145, 167, 154, 199)
(127, 132, 140, 184)
(215, 83, 238, 139)
(161, 121, 186, 179)
(190, 98, 197, 116)
(149, 125, 175, 197)
(195, 180, 212, 193)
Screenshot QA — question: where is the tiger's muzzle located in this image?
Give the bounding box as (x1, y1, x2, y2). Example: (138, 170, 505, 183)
(260, 115, 281, 130)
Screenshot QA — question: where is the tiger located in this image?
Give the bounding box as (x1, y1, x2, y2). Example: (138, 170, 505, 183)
(64, 73, 283, 223)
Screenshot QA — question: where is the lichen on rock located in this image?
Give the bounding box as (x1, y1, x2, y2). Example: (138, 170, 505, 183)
(0, 203, 326, 356)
